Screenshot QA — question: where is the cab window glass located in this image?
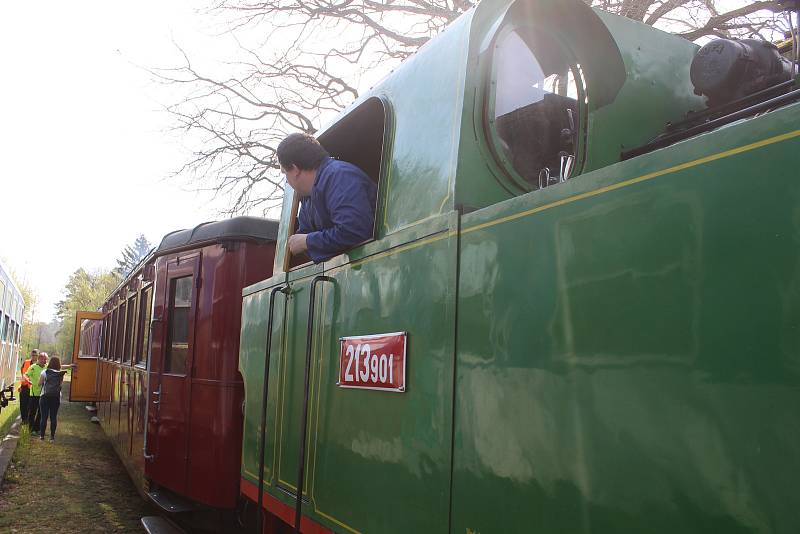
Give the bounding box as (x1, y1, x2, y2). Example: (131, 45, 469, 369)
(492, 28, 580, 188)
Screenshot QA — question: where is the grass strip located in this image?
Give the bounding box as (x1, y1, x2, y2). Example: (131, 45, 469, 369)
(0, 382, 154, 533)
(0, 396, 20, 439)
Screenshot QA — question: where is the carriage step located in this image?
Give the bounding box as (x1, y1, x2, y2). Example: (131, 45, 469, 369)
(147, 488, 195, 513)
(141, 516, 185, 534)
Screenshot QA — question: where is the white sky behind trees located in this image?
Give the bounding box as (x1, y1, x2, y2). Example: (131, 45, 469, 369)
(1, 1, 243, 321)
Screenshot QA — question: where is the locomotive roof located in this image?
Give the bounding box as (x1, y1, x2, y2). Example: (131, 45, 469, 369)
(156, 216, 279, 255)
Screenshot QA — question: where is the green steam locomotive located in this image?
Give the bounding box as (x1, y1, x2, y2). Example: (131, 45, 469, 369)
(238, 0, 800, 532)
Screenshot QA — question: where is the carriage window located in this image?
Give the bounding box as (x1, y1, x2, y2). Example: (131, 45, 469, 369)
(136, 286, 152, 366)
(108, 311, 116, 360)
(78, 319, 102, 359)
(115, 303, 126, 361)
(123, 295, 137, 363)
(491, 28, 580, 189)
(102, 316, 110, 359)
(165, 276, 192, 375)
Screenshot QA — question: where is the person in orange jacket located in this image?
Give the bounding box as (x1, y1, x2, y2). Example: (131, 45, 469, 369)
(18, 349, 37, 425)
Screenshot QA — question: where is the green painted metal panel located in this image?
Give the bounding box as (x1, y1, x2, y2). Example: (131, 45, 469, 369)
(347, 16, 472, 235)
(241, 213, 459, 533)
(584, 11, 704, 172)
(240, 280, 288, 490)
(452, 105, 800, 534)
(274, 274, 316, 494)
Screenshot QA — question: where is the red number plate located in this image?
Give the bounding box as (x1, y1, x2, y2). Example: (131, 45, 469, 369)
(338, 332, 407, 392)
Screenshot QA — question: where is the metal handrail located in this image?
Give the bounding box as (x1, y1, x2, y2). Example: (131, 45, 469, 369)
(294, 275, 334, 533)
(257, 284, 288, 534)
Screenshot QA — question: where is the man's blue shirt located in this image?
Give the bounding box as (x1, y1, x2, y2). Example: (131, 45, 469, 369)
(297, 158, 377, 263)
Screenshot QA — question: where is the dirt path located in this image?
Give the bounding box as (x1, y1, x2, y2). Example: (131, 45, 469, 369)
(0, 383, 153, 533)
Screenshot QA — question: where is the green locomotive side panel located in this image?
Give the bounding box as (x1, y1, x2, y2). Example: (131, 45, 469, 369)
(308, 219, 457, 533)
(452, 106, 800, 534)
(374, 16, 470, 235)
(242, 214, 459, 534)
(584, 11, 704, 172)
(240, 274, 287, 488)
(274, 268, 322, 493)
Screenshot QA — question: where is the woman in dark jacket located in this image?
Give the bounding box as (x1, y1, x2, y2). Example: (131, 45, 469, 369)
(37, 356, 74, 442)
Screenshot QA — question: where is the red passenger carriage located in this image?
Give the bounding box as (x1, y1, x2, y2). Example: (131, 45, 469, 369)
(70, 217, 278, 523)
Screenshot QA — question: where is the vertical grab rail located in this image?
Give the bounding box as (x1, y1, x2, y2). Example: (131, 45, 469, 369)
(257, 285, 288, 534)
(294, 275, 334, 533)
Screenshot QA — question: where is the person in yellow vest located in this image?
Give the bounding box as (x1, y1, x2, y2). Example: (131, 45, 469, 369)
(25, 352, 48, 432)
(18, 349, 36, 425)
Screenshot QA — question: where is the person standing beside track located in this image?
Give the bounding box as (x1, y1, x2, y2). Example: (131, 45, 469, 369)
(277, 133, 377, 263)
(25, 352, 48, 432)
(18, 349, 36, 425)
(38, 356, 74, 442)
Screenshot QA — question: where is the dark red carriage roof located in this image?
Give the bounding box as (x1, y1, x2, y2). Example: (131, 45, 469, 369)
(156, 216, 279, 256)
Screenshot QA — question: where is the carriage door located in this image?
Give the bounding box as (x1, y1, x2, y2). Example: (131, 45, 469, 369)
(69, 311, 104, 402)
(146, 255, 199, 495)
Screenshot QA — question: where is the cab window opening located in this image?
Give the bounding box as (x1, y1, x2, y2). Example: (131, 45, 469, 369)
(285, 97, 388, 270)
(488, 26, 583, 190)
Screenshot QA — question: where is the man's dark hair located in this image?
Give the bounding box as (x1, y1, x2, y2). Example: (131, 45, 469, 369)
(277, 133, 330, 171)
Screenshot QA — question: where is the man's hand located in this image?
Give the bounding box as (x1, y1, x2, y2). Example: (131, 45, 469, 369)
(288, 233, 309, 255)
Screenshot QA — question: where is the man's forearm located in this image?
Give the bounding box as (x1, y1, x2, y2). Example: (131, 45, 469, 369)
(305, 225, 371, 263)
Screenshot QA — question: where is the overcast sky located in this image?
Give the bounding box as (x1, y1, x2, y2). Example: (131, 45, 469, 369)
(0, 1, 247, 322)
